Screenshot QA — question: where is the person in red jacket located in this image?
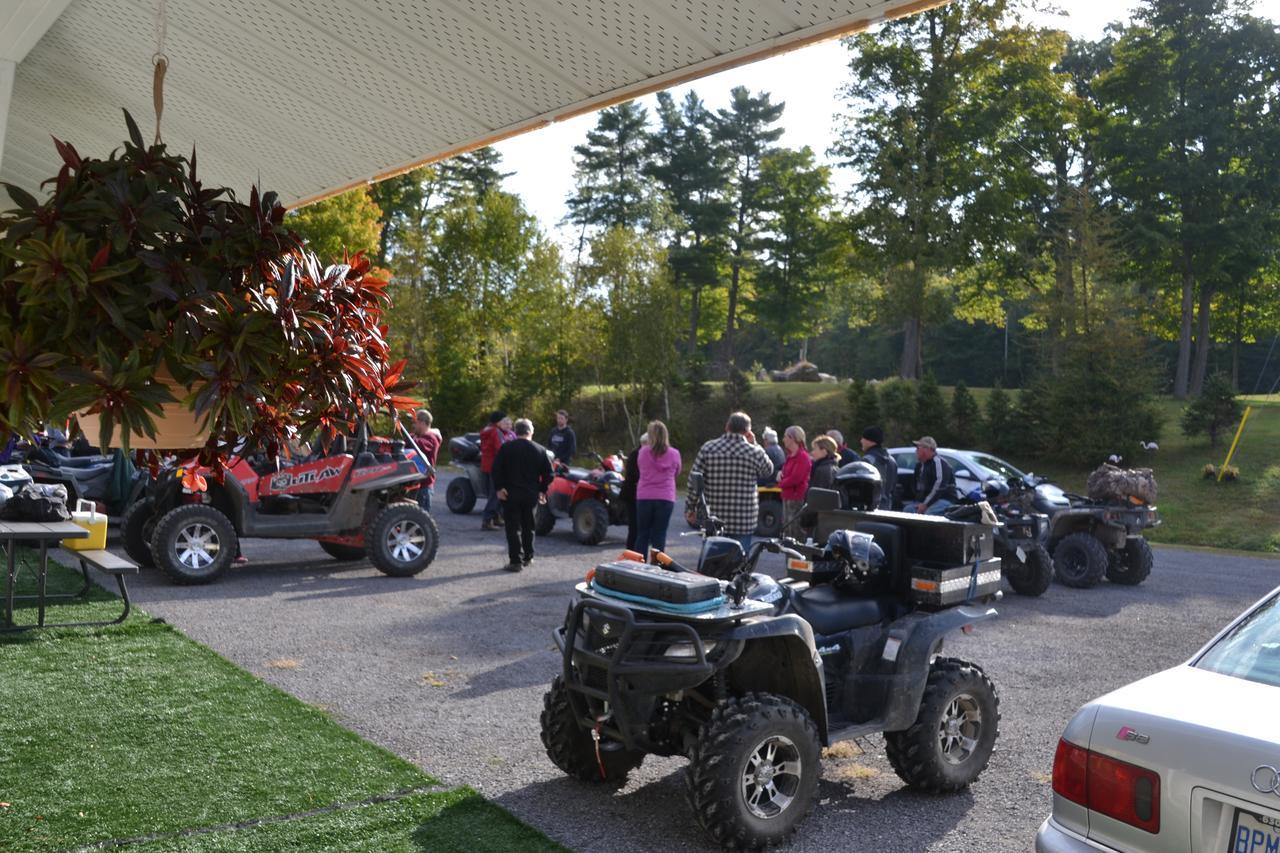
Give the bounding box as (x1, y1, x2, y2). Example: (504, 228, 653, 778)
(479, 410, 506, 530)
(778, 425, 812, 537)
(409, 409, 441, 513)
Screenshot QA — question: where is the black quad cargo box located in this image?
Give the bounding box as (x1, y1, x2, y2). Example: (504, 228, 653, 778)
(449, 433, 481, 463)
(813, 509, 994, 565)
(594, 561, 721, 604)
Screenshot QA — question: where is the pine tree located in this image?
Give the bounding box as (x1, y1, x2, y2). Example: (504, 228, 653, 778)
(984, 383, 1014, 451)
(1181, 373, 1242, 447)
(950, 382, 981, 447)
(439, 147, 512, 201)
(715, 87, 785, 366)
(566, 101, 655, 233)
(647, 90, 732, 354)
(913, 373, 947, 443)
(878, 379, 916, 446)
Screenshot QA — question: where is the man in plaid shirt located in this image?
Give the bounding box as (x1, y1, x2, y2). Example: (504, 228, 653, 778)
(684, 412, 775, 547)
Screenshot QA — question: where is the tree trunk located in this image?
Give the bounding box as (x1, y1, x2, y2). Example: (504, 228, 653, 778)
(688, 285, 702, 358)
(724, 261, 741, 367)
(1232, 283, 1245, 391)
(1190, 283, 1213, 397)
(1049, 149, 1075, 375)
(1173, 247, 1196, 399)
(899, 317, 922, 379)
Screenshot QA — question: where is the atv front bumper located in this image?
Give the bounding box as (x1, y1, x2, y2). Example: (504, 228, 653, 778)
(554, 596, 733, 751)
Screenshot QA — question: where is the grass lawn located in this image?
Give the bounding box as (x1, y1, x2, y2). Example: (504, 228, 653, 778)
(0, 558, 563, 853)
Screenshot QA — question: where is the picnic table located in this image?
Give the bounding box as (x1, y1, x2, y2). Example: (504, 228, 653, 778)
(1, 520, 137, 632)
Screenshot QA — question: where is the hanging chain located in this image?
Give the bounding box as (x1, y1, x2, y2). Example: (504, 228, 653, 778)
(151, 0, 169, 145)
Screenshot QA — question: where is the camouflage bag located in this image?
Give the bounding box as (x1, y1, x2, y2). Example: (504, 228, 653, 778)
(1086, 464, 1157, 505)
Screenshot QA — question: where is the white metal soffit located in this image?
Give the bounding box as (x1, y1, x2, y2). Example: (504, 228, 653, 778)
(3, 0, 940, 208)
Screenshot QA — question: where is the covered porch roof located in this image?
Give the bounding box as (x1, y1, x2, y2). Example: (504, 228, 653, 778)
(1, 0, 938, 207)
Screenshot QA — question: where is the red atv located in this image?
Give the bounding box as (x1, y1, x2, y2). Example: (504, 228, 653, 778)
(534, 453, 627, 545)
(121, 430, 438, 584)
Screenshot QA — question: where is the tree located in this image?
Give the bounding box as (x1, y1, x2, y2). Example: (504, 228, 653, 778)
(950, 382, 981, 447)
(751, 147, 843, 360)
(878, 379, 916, 445)
(439, 147, 512, 201)
(983, 383, 1014, 452)
(287, 186, 383, 263)
(566, 101, 656, 236)
(913, 373, 947, 443)
(368, 166, 441, 267)
(1181, 372, 1242, 446)
(1094, 0, 1280, 398)
(714, 87, 785, 366)
(647, 90, 733, 354)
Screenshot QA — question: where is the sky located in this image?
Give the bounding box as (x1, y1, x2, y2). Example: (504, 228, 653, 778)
(492, 0, 1280, 252)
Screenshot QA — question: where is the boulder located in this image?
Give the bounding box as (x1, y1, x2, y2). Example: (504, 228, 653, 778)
(770, 361, 822, 382)
(818, 373, 838, 383)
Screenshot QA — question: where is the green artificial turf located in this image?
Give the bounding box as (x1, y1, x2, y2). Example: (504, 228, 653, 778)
(0, 560, 560, 853)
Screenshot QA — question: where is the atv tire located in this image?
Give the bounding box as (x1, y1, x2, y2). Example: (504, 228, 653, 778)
(540, 676, 643, 785)
(1052, 532, 1108, 588)
(366, 502, 438, 577)
(884, 658, 999, 793)
(319, 541, 367, 561)
(572, 499, 610, 546)
(445, 477, 476, 514)
(151, 504, 237, 585)
(1002, 544, 1053, 597)
(120, 497, 156, 568)
(686, 692, 821, 850)
(1106, 537, 1154, 586)
(756, 497, 784, 538)
(534, 504, 556, 536)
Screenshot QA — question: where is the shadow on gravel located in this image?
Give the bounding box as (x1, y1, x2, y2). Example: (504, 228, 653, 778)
(450, 652, 559, 700)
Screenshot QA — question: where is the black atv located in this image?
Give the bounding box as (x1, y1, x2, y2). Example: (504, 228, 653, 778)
(444, 432, 489, 514)
(1046, 496, 1160, 589)
(540, 478, 1002, 849)
(944, 478, 1053, 597)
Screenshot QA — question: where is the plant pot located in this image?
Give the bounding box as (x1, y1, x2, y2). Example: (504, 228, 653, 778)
(76, 372, 210, 450)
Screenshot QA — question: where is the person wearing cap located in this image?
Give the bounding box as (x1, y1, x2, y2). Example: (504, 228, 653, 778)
(758, 427, 785, 486)
(909, 436, 958, 515)
(479, 410, 507, 530)
(826, 430, 857, 467)
(859, 426, 896, 510)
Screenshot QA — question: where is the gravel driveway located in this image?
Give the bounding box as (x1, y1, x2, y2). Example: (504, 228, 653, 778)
(115, 498, 1280, 852)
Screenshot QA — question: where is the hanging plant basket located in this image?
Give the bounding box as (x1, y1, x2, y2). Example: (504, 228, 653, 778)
(0, 110, 417, 454)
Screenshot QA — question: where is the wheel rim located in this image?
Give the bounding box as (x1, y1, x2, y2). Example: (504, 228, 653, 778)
(175, 522, 220, 570)
(938, 692, 982, 765)
(1060, 546, 1086, 578)
(387, 518, 426, 563)
(740, 734, 802, 820)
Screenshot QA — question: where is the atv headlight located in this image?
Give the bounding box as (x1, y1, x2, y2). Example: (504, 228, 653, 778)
(664, 641, 716, 660)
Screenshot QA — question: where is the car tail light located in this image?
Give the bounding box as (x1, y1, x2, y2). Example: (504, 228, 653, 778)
(1052, 739, 1160, 834)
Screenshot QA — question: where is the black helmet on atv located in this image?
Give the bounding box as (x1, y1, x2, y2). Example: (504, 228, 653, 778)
(983, 479, 1010, 502)
(826, 529, 886, 576)
(834, 460, 883, 511)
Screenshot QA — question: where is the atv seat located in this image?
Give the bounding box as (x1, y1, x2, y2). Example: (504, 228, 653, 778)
(790, 586, 899, 634)
(354, 451, 379, 468)
(563, 467, 592, 482)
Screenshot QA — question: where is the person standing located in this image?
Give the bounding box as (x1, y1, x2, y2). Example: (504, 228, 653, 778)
(491, 418, 554, 572)
(858, 426, 896, 509)
(826, 430, 858, 466)
(409, 409, 441, 512)
(479, 411, 506, 530)
(909, 436, 958, 515)
(778, 426, 813, 536)
(622, 434, 648, 551)
(759, 427, 786, 486)
(633, 421, 681, 558)
(685, 412, 774, 551)
(809, 435, 839, 491)
(547, 410, 577, 466)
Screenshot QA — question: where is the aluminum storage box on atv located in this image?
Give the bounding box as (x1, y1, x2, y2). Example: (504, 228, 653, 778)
(907, 559, 1002, 606)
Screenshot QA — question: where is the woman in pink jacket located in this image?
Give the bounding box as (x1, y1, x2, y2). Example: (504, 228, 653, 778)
(778, 425, 812, 536)
(633, 420, 682, 557)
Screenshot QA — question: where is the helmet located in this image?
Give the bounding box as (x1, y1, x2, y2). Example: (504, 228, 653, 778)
(699, 536, 745, 580)
(833, 460, 883, 511)
(825, 530, 886, 578)
(982, 479, 1009, 502)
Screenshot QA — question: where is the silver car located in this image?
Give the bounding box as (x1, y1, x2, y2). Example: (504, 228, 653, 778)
(1036, 585, 1280, 851)
(889, 446, 1070, 511)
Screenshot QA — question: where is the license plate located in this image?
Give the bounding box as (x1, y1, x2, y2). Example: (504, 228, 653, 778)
(1229, 808, 1280, 853)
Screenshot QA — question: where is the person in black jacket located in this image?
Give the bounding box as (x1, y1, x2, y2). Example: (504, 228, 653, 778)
(858, 426, 896, 510)
(547, 410, 577, 466)
(491, 419, 554, 572)
(622, 434, 648, 550)
(909, 435, 958, 515)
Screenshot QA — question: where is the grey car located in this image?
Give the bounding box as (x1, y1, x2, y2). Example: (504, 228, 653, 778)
(888, 447, 1070, 513)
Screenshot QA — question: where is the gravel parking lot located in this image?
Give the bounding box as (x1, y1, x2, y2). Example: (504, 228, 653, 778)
(115, 497, 1280, 852)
